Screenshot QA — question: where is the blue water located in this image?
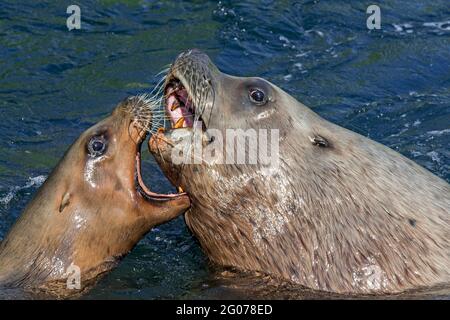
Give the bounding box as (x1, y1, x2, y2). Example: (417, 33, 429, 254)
(0, 1, 449, 299)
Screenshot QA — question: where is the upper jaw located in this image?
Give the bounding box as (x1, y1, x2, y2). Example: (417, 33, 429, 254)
(164, 72, 202, 130)
(163, 62, 214, 131)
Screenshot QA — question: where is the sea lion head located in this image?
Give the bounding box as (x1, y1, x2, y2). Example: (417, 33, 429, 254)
(157, 49, 298, 133)
(148, 49, 322, 282)
(148, 49, 319, 209)
(0, 96, 190, 296)
(63, 95, 190, 220)
(149, 50, 450, 294)
(148, 49, 307, 185)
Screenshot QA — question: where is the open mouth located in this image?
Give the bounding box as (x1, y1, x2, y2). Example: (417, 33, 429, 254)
(134, 139, 185, 201)
(164, 77, 205, 130)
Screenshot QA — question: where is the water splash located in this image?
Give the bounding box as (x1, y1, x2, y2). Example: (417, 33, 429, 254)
(0, 175, 46, 206)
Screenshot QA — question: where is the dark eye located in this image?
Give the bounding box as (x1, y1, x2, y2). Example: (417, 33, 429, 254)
(88, 136, 107, 157)
(249, 88, 267, 105)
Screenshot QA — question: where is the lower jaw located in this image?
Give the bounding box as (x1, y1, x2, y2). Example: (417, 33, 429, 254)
(135, 139, 186, 201)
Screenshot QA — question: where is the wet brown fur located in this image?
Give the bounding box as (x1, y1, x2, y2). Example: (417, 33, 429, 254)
(150, 50, 449, 294)
(0, 97, 190, 297)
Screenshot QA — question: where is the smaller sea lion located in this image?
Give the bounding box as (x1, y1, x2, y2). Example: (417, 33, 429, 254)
(0, 96, 190, 297)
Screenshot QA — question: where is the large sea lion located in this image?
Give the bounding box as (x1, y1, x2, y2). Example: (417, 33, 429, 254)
(0, 96, 190, 297)
(149, 49, 450, 295)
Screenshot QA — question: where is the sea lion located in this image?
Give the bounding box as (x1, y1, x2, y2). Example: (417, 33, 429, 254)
(0, 96, 190, 297)
(149, 49, 450, 294)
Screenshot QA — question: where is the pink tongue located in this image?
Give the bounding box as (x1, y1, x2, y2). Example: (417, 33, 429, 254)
(166, 95, 183, 126)
(177, 89, 188, 103)
(177, 90, 194, 127)
(184, 109, 194, 127)
(166, 92, 194, 128)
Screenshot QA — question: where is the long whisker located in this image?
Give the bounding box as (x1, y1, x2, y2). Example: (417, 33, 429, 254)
(126, 54, 216, 139)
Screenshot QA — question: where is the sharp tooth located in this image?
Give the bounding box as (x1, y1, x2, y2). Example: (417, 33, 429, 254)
(174, 117, 185, 128)
(178, 186, 184, 193)
(170, 100, 180, 111)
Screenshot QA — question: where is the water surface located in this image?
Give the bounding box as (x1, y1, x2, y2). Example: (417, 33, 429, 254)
(0, 0, 449, 299)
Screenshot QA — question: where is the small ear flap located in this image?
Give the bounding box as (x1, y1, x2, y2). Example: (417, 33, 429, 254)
(309, 135, 330, 148)
(59, 192, 71, 213)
